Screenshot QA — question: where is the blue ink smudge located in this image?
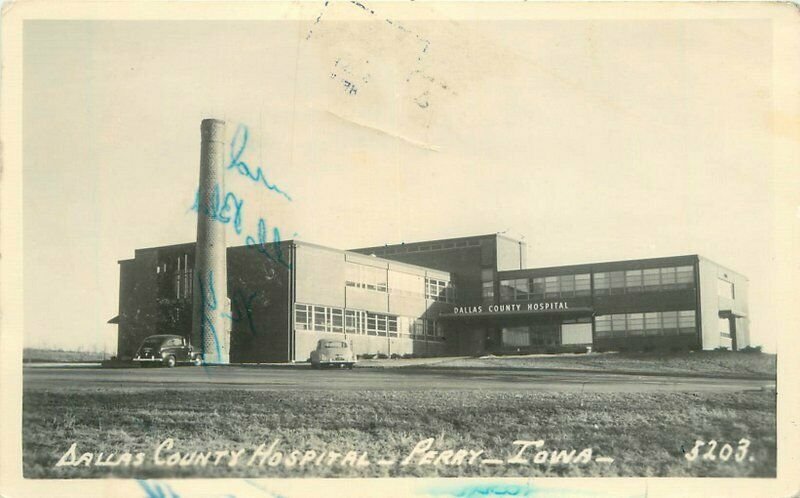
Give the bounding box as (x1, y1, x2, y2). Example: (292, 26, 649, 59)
(229, 124, 293, 202)
(192, 185, 245, 235)
(137, 480, 180, 498)
(197, 270, 223, 362)
(221, 289, 260, 336)
(189, 186, 293, 270)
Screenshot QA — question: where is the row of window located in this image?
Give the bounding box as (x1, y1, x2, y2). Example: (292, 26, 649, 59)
(594, 266, 694, 294)
(294, 304, 445, 340)
(500, 273, 591, 301)
(379, 239, 482, 255)
(595, 310, 696, 338)
(344, 263, 456, 302)
(496, 266, 696, 301)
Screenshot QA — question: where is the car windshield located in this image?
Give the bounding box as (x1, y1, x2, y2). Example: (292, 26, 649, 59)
(322, 341, 348, 349)
(141, 337, 165, 347)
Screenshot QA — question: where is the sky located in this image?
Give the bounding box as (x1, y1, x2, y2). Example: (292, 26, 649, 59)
(22, 12, 777, 352)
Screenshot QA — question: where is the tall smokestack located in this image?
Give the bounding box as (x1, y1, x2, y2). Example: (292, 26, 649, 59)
(192, 118, 230, 364)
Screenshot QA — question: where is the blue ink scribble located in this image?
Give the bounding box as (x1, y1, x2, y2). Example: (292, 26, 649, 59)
(138, 480, 180, 498)
(192, 185, 244, 235)
(198, 270, 223, 362)
(229, 124, 293, 202)
(188, 188, 293, 270)
(221, 289, 259, 336)
(245, 217, 291, 269)
(243, 479, 287, 498)
(426, 483, 535, 498)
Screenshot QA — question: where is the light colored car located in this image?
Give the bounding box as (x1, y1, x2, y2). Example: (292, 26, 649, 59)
(133, 334, 202, 367)
(310, 339, 356, 369)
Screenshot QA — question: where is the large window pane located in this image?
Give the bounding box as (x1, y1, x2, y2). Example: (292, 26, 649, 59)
(593, 272, 609, 295)
(679, 310, 696, 333)
(514, 279, 530, 300)
(625, 270, 643, 291)
(559, 275, 575, 297)
(330, 308, 343, 333)
(499, 280, 515, 301)
(575, 274, 591, 295)
(314, 307, 326, 332)
(660, 267, 677, 287)
(531, 277, 546, 297)
(644, 312, 661, 335)
(676, 266, 694, 286)
(643, 268, 660, 289)
(295, 304, 309, 329)
(627, 313, 644, 335)
(662, 311, 678, 334)
(609, 271, 625, 294)
(544, 276, 559, 297)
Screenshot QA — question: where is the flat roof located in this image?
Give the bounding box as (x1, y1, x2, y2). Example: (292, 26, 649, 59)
(351, 232, 524, 252)
(498, 254, 700, 278)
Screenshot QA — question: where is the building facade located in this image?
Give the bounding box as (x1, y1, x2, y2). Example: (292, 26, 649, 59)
(113, 234, 749, 362)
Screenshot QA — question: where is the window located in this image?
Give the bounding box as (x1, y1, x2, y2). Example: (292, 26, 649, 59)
(482, 281, 494, 299)
(313, 307, 327, 332)
(514, 279, 530, 300)
(531, 277, 546, 298)
(595, 315, 612, 338)
(345, 310, 360, 334)
(499, 280, 515, 301)
(676, 266, 694, 286)
(625, 270, 643, 292)
(544, 276, 559, 298)
(643, 268, 660, 289)
(679, 310, 696, 334)
(593, 272, 609, 294)
(626, 313, 644, 336)
(575, 273, 591, 296)
(330, 308, 343, 333)
(387, 316, 398, 337)
(644, 312, 661, 335)
(661, 311, 678, 334)
(295, 304, 310, 329)
(425, 277, 454, 302)
(660, 267, 677, 288)
(717, 278, 735, 300)
(413, 319, 424, 338)
(559, 275, 575, 297)
(425, 319, 436, 339)
(609, 271, 625, 294)
(611, 314, 627, 334)
(366, 313, 378, 336)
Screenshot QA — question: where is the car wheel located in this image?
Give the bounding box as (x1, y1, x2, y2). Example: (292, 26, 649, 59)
(165, 355, 176, 368)
(192, 356, 202, 366)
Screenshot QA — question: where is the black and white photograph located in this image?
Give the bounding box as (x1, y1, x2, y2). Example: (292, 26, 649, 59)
(1, 1, 798, 497)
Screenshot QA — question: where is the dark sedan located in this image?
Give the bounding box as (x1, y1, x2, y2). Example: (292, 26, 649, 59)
(133, 335, 202, 367)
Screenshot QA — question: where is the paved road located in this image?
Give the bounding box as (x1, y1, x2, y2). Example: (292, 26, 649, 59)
(22, 364, 775, 393)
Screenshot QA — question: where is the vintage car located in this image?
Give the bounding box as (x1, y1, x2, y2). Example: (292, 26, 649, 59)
(133, 334, 202, 367)
(309, 339, 356, 369)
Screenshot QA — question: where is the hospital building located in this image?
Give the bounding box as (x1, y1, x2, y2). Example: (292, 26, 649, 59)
(112, 233, 749, 362)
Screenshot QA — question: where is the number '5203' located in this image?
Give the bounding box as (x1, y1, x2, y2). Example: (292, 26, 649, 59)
(684, 438, 751, 462)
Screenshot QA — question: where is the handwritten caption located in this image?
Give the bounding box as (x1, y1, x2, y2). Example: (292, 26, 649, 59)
(56, 438, 615, 470)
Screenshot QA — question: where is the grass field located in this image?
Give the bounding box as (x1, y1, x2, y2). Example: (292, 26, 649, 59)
(23, 388, 775, 479)
(23, 348, 110, 363)
(434, 351, 776, 378)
